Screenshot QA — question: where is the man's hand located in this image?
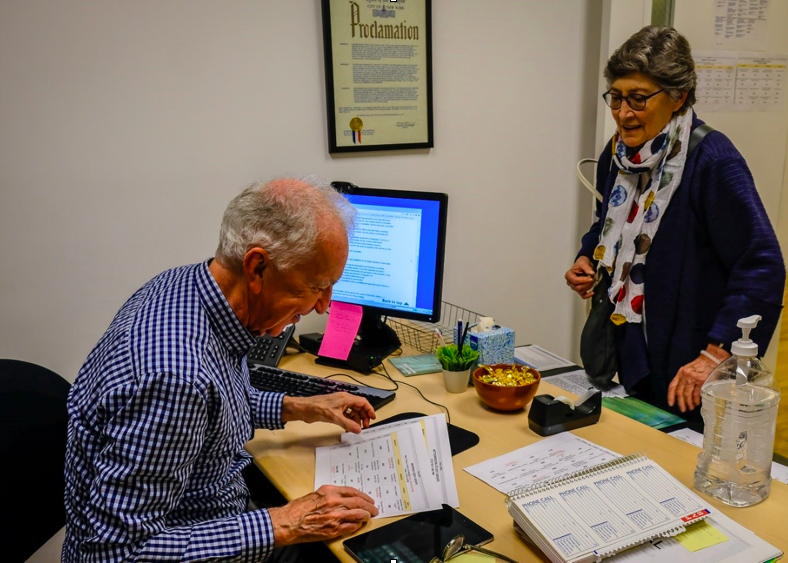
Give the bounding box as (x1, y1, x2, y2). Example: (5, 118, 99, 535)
(269, 485, 378, 545)
(667, 345, 730, 412)
(282, 392, 376, 433)
(565, 256, 596, 299)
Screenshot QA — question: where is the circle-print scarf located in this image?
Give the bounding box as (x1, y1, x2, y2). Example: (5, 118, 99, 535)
(593, 108, 693, 325)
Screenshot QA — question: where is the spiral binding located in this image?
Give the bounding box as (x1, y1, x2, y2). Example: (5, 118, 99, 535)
(506, 452, 646, 500)
(596, 524, 690, 559)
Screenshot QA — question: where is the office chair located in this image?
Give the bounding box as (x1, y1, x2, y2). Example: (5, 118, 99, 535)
(0, 359, 71, 563)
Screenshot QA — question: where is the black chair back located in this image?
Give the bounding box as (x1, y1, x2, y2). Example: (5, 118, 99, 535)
(0, 359, 71, 562)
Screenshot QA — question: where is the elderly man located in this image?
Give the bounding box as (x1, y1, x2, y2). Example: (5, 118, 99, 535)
(63, 177, 378, 562)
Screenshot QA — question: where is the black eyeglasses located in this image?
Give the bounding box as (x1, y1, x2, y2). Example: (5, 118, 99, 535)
(602, 89, 665, 111)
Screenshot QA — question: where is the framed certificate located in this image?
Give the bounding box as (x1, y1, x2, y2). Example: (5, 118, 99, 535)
(321, 0, 434, 153)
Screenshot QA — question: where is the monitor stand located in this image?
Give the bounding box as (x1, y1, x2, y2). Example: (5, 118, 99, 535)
(300, 309, 402, 372)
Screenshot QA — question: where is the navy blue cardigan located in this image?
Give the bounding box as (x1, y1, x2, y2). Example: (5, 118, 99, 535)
(578, 115, 785, 403)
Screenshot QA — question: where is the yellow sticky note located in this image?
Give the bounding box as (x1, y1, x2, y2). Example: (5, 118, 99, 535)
(675, 520, 729, 552)
(449, 552, 497, 562)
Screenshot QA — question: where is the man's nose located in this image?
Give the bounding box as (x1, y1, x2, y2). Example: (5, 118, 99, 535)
(315, 287, 333, 314)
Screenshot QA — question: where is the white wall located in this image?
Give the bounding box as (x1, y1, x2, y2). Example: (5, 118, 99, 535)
(0, 1, 602, 382)
(596, 0, 653, 148)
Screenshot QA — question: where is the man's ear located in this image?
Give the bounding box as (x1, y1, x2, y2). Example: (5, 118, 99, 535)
(242, 247, 270, 292)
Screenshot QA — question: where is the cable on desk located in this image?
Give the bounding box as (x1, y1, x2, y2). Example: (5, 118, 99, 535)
(377, 362, 452, 425)
(325, 371, 397, 392)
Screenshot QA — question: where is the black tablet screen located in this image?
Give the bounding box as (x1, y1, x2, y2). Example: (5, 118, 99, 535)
(343, 505, 493, 563)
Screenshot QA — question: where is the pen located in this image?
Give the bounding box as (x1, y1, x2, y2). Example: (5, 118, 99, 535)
(434, 328, 447, 347)
(460, 321, 471, 353)
(457, 320, 462, 348)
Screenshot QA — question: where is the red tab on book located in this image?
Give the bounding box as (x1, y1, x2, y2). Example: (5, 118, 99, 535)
(682, 509, 710, 523)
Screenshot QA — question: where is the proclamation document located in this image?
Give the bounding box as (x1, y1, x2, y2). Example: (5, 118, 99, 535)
(323, 0, 432, 151)
(315, 423, 443, 518)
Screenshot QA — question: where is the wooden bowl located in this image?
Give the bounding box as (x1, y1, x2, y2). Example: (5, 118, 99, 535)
(472, 363, 541, 412)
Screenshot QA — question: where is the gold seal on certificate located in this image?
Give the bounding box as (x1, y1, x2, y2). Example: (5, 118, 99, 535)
(349, 116, 364, 144)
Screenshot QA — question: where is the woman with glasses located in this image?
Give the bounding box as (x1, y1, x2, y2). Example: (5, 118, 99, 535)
(564, 26, 784, 419)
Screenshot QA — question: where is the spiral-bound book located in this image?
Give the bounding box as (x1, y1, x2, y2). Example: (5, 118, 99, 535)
(505, 453, 713, 563)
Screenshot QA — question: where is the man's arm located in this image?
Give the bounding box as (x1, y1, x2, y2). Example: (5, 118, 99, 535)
(248, 387, 287, 430)
(84, 374, 276, 562)
(249, 387, 375, 434)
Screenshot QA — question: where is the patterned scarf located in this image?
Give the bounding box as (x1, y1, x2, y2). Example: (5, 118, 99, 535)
(594, 109, 693, 325)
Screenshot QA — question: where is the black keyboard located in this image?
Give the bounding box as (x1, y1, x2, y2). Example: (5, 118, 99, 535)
(247, 363, 395, 410)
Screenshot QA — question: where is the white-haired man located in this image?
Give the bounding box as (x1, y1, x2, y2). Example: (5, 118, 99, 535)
(63, 177, 378, 562)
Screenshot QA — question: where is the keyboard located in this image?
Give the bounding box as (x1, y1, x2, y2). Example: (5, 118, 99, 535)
(247, 363, 396, 410)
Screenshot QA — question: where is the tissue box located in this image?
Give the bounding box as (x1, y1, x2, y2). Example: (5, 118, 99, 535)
(456, 325, 515, 365)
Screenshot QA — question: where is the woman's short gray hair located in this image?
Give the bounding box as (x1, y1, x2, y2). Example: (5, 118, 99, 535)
(215, 175, 355, 271)
(605, 26, 697, 108)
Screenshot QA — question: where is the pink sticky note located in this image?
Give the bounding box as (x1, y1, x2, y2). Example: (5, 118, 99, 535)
(318, 301, 363, 361)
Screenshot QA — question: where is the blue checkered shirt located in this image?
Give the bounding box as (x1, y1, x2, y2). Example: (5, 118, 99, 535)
(63, 261, 286, 562)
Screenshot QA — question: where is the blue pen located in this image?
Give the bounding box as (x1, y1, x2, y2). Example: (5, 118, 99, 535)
(457, 319, 462, 349)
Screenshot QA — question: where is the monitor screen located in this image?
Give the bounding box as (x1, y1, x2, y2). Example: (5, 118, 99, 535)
(331, 184, 447, 324)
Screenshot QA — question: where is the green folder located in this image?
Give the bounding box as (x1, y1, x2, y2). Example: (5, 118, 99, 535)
(602, 396, 685, 430)
(390, 354, 442, 376)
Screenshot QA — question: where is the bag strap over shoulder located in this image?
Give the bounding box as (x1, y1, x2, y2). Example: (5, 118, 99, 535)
(688, 123, 714, 155)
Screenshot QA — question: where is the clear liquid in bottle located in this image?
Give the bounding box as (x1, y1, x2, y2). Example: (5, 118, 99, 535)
(693, 316, 780, 507)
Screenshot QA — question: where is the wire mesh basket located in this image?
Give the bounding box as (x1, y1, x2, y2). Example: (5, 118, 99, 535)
(386, 302, 486, 354)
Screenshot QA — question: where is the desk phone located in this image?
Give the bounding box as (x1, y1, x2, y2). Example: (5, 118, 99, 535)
(247, 324, 295, 367)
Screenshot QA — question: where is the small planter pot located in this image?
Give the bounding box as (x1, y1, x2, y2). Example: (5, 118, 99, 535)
(442, 368, 471, 393)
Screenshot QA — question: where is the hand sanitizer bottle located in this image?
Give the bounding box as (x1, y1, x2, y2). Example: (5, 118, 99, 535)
(694, 315, 781, 507)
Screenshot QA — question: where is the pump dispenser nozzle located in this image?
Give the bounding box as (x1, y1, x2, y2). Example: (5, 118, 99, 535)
(732, 315, 761, 357)
(731, 315, 761, 386)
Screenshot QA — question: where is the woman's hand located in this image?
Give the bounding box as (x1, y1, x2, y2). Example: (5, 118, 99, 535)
(565, 256, 596, 299)
(667, 345, 730, 412)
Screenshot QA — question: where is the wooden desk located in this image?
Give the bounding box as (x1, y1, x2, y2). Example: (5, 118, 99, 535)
(246, 352, 788, 562)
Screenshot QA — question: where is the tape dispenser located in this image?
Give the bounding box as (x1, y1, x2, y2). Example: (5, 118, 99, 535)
(528, 388, 602, 436)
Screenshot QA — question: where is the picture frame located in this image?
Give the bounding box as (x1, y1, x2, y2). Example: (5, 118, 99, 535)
(321, 0, 434, 153)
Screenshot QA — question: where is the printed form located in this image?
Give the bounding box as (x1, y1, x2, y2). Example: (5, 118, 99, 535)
(341, 413, 459, 507)
(514, 345, 574, 371)
(464, 433, 619, 495)
(315, 415, 455, 518)
(544, 369, 628, 399)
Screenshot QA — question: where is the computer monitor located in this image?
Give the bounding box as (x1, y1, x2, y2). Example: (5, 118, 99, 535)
(330, 181, 448, 359)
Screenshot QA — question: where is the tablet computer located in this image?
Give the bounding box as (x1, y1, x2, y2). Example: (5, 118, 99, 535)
(343, 505, 493, 563)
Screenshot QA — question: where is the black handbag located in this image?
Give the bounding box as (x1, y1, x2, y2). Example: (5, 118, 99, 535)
(579, 269, 618, 388)
(578, 123, 715, 388)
